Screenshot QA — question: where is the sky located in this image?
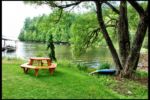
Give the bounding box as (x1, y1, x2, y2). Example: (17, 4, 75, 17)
(2, 1, 52, 40)
(2, 1, 96, 40)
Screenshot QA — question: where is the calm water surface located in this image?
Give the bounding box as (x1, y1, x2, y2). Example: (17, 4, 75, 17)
(2, 41, 115, 68)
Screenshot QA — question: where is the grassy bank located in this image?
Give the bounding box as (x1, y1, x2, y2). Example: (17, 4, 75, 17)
(2, 57, 148, 99)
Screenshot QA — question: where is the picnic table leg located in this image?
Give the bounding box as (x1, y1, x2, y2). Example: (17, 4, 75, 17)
(49, 68, 55, 75)
(34, 69, 39, 76)
(25, 68, 29, 73)
(22, 67, 26, 73)
(22, 67, 29, 74)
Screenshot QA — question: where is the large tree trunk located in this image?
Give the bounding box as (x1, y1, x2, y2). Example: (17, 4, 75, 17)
(95, 1, 122, 72)
(121, 1, 149, 78)
(122, 14, 148, 78)
(118, 1, 130, 67)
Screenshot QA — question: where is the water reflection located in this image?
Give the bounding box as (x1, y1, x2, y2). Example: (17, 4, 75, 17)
(2, 41, 115, 68)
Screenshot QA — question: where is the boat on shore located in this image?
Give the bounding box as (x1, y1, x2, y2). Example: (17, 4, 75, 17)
(6, 45, 16, 52)
(89, 69, 116, 75)
(2, 47, 6, 51)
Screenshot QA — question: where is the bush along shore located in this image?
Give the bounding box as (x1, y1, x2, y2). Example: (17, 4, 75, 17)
(2, 57, 148, 99)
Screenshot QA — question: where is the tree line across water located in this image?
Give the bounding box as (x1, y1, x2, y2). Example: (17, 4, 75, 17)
(18, 3, 147, 50)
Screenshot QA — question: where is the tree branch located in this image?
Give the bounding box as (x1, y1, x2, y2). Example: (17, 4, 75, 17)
(127, 1, 145, 17)
(105, 18, 118, 25)
(106, 24, 116, 28)
(84, 24, 116, 49)
(49, 1, 82, 24)
(68, 4, 79, 13)
(55, 9, 63, 24)
(104, 2, 120, 14)
(83, 28, 100, 48)
(49, 1, 82, 9)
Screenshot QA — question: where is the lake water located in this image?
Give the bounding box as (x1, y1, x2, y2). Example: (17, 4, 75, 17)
(2, 41, 115, 68)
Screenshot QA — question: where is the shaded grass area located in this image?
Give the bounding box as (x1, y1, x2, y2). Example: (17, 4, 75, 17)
(2, 58, 148, 99)
(135, 70, 148, 78)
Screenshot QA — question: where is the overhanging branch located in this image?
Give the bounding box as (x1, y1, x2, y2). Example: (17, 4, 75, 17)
(49, 1, 82, 9)
(105, 18, 118, 25)
(104, 1, 120, 14)
(84, 28, 100, 48)
(55, 9, 63, 24)
(83, 23, 116, 49)
(48, 1, 82, 24)
(127, 1, 145, 17)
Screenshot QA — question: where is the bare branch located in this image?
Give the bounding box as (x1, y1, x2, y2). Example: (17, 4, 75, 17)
(55, 9, 63, 24)
(49, 1, 82, 9)
(68, 4, 79, 13)
(106, 24, 116, 28)
(104, 2, 120, 14)
(105, 18, 118, 25)
(83, 28, 100, 48)
(48, 1, 82, 24)
(127, 1, 145, 17)
(83, 23, 117, 49)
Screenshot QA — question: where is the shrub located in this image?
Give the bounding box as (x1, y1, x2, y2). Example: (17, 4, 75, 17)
(97, 63, 111, 70)
(77, 63, 88, 72)
(35, 52, 44, 57)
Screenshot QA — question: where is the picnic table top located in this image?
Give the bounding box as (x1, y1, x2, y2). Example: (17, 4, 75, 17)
(30, 57, 51, 60)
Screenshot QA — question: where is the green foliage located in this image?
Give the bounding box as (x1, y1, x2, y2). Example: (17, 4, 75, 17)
(97, 62, 111, 70)
(135, 70, 148, 78)
(35, 52, 45, 57)
(18, 29, 25, 41)
(77, 63, 88, 72)
(18, 10, 75, 43)
(70, 12, 100, 56)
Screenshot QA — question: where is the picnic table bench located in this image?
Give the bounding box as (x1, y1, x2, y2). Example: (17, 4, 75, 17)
(20, 57, 57, 76)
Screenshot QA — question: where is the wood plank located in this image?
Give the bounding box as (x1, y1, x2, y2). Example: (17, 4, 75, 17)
(20, 63, 57, 69)
(30, 57, 51, 60)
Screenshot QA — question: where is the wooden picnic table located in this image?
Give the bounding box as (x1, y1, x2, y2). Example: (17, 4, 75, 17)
(29, 57, 51, 66)
(20, 57, 57, 76)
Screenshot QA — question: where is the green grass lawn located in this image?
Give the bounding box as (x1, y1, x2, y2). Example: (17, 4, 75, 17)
(2, 58, 148, 99)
